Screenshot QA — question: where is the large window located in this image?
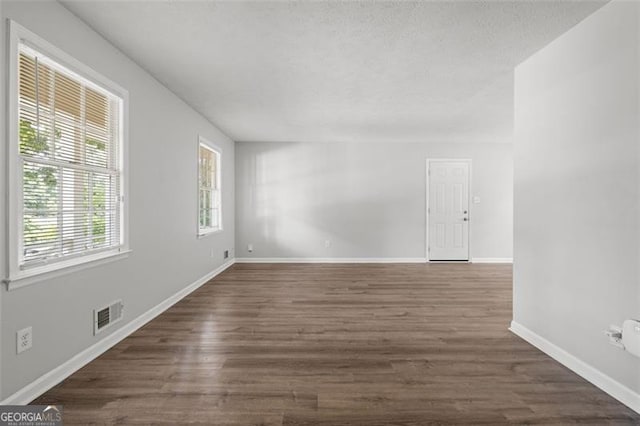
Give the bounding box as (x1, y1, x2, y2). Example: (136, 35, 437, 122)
(198, 139, 222, 236)
(8, 22, 128, 287)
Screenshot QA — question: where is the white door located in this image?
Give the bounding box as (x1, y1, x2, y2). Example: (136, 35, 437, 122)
(428, 160, 470, 261)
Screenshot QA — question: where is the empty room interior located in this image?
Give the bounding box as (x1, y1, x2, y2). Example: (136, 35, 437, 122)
(0, 0, 639, 424)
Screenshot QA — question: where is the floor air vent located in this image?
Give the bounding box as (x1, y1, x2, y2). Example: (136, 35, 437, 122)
(94, 300, 124, 335)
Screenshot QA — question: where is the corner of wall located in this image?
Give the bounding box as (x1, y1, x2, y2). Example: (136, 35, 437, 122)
(513, 0, 640, 411)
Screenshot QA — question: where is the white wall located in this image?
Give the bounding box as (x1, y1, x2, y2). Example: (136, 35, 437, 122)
(235, 142, 512, 260)
(0, 1, 235, 400)
(0, 0, 5, 399)
(514, 0, 640, 395)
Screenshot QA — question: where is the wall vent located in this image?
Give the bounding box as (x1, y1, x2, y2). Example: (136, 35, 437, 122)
(94, 300, 124, 335)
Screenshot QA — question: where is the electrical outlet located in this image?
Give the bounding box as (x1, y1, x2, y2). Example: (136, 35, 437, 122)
(605, 324, 624, 349)
(325, 240, 331, 248)
(17, 326, 32, 354)
(224, 250, 229, 259)
(210, 249, 215, 258)
(248, 244, 253, 253)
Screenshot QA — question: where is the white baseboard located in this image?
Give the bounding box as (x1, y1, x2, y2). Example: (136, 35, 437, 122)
(235, 257, 428, 264)
(510, 320, 640, 414)
(0, 259, 236, 406)
(471, 257, 513, 263)
(236, 257, 513, 264)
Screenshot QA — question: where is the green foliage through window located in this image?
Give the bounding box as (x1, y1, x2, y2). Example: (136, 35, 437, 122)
(20, 119, 110, 259)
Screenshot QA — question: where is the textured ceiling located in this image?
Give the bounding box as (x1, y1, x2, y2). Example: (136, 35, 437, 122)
(61, 0, 607, 143)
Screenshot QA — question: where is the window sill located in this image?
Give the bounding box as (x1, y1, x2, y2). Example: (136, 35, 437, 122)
(4, 249, 132, 291)
(197, 228, 223, 239)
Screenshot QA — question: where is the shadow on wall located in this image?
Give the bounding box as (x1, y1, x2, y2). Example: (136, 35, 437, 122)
(239, 142, 423, 258)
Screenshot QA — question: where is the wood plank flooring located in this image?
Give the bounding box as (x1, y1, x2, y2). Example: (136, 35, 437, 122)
(33, 263, 640, 424)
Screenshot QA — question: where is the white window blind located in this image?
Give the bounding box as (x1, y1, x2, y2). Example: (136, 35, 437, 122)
(198, 142, 221, 234)
(17, 44, 124, 269)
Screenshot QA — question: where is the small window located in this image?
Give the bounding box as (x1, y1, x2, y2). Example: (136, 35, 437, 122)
(198, 139, 222, 236)
(7, 21, 128, 286)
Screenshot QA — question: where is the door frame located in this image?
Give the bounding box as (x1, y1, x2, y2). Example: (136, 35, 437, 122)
(425, 158, 473, 262)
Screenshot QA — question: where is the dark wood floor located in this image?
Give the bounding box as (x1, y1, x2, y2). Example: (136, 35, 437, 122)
(34, 263, 639, 425)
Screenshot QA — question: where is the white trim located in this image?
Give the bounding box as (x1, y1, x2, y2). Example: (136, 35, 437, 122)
(6, 20, 130, 284)
(471, 257, 513, 264)
(235, 258, 428, 264)
(5, 249, 131, 291)
(8, 19, 21, 287)
(510, 320, 640, 414)
(197, 135, 222, 237)
(0, 259, 235, 405)
(197, 228, 223, 239)
(425, 158, 472, 262)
